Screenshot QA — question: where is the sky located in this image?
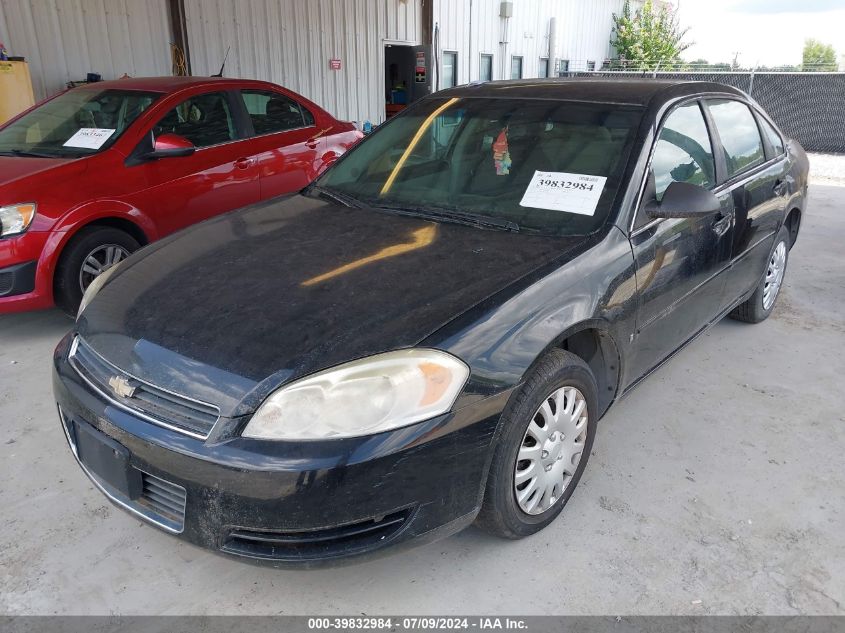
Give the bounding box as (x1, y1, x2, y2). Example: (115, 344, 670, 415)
(675, 0, 845, 67)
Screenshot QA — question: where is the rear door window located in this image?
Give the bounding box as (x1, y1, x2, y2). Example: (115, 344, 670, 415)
(651, 101, 716, 202)
(707, 99, 765, 178)
(240, 90, 314, 135)
(153, 92, 237, 148)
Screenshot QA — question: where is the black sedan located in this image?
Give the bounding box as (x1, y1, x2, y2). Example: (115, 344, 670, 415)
(53, 79, 808, 566)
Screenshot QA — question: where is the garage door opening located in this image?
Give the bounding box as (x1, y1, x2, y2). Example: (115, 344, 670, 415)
(384, 44, 431, 120)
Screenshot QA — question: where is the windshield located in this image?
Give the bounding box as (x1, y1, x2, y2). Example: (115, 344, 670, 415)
(315, 97, 642, 235)
(0, 88, 160, 158)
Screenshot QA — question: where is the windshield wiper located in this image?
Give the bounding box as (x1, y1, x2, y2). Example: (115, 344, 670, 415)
(375, 204, 520, 233)
(0, 149, 63, 159)
(307, 185, 362, 208)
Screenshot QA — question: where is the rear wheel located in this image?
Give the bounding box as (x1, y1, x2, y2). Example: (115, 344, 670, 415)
(54, 226, 139, 316)
(475, 349, 597, 539)
(729, 225, 790, 324)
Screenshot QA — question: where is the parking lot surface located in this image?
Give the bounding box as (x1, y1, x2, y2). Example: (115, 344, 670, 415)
(1, 183, 843, 616)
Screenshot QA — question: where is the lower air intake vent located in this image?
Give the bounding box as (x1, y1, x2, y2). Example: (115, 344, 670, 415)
(136, 471, 186, 532)
(0, 272, 13, 296)
(222, 509, 413, 562)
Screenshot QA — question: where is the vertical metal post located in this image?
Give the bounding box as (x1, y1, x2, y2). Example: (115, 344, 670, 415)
(168, 0, 191, 75)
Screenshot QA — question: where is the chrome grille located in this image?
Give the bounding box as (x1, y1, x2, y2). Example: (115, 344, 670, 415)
(69, 336, 219, 439)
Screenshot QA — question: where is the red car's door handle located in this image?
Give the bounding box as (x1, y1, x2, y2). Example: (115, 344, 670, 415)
(234, 157, 255, 170)
(305, 140, 319, 149)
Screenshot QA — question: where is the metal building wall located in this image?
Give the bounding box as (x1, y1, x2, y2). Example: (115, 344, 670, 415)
(0, 0, 172, 101)
(433, 0, 638, 85)
(182, 0, 423, 126)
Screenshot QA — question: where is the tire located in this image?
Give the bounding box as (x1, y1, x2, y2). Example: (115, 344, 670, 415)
(54, 226, 140, 316)
(475, 349, 598, 539)
(729, 225, 790, 324)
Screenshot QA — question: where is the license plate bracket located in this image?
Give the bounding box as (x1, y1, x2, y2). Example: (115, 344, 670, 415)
(74, 419, 142, 500)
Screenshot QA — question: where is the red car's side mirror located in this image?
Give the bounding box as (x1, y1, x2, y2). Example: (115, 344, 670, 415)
(146, 133, 195, 159)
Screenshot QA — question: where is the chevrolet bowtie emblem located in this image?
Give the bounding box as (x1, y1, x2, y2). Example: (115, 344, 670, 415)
(108, 375, 136, 399)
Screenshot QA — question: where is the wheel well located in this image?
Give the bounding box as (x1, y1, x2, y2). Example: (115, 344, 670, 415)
(560, 328, 620, 416)
(51, 217, 149, 298)
(786, 208, 801, 248)
(80, 217, 149, 247)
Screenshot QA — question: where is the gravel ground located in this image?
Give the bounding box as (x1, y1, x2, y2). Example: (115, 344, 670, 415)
(808, 152, 845, 186)
(1, 184, 843, 616)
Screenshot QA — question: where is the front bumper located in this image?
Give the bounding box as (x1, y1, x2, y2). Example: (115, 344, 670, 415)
(0, 231, 55, 312)
(53, 334, 506, 567)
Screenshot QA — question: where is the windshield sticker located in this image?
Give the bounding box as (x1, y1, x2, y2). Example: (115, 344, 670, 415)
(519, 171, 607, 216)
(63, 128, 116, 150)
(492, 128, 511, 175)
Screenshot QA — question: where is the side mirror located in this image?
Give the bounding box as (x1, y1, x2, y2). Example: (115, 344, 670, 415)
(646, 181, 721, 220)
(145, 133, 195, 159)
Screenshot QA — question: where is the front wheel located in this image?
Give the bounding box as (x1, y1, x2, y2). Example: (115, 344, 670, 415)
(54, 226, 140, 316)
(475, 349, 598, 539)
(729, 225, 790, 324)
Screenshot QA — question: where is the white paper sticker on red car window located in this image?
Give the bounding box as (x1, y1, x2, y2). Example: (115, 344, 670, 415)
(519, 171, 607, 216)
(63, 128, 116, 150)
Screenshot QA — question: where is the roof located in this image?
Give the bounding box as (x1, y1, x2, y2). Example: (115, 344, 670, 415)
(439, 78, 746, 107)
(70, 76, 274, 93)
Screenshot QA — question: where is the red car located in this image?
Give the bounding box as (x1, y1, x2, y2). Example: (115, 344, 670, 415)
(0, 76, 362, 314)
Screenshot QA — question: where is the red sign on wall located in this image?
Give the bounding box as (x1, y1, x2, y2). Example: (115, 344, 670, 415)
(329, 58, 341, 70)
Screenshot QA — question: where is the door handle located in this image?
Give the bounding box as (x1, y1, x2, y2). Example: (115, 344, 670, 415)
(234, 157, 255, 169)
(305, 140, 319, 149)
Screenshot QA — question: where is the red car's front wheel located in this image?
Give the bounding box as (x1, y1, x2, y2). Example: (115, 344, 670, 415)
(54, 226, 140, 316)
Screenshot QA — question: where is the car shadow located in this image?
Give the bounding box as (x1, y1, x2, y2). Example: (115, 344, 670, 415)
(0, 308, 73, 346)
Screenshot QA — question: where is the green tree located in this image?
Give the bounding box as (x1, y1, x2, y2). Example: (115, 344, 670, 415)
(610, 0, 691, 71)
(802, 39, 837, 72)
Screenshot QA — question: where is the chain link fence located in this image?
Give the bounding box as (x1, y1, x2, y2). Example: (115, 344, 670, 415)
(570, 71, 845, 153)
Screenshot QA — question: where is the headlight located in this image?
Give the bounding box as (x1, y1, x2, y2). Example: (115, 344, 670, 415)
(243, 349, 469, 440)
(77, 261, 122, 318)
(0, 203, 36, 237)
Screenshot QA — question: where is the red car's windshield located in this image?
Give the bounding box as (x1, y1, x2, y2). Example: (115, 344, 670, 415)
(0, 88, 160, 158)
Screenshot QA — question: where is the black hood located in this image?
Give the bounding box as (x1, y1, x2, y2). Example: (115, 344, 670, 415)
(79, 195, 580, 416)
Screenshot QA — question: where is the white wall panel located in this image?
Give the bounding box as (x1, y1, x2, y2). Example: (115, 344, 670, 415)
(432, 0, 636, 84)
(0, 0, 172, 101)
(184, 0, 422, 125)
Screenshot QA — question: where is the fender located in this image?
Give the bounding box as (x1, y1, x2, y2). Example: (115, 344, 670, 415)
(37, 201, 157, 297)
(430, 227, 637, 407)
(50, 200, 158, 240)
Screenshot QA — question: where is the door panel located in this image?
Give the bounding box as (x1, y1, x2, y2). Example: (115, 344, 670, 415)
(237, 89, 323, 199)
(626, 100, 733, 384)
(250, 128, 323, 199)
(129, 91, 260, 236)
(704, 99, 789, 306)
(628, 190, 734, 382)
(140, 143, 260, 235)
(723, 160, 787, 302)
